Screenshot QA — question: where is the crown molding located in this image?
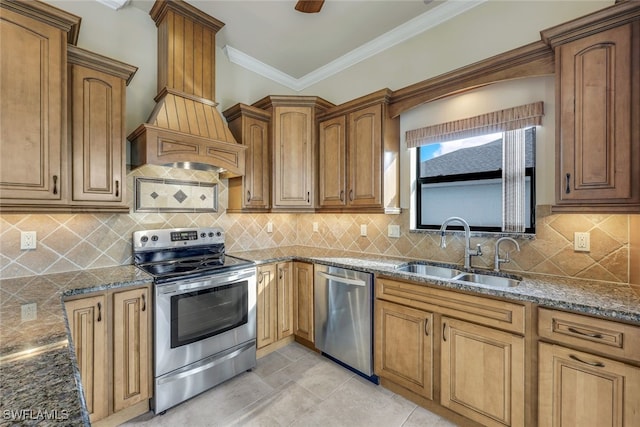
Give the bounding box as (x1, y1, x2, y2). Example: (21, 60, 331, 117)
(223, 0, 486, 91)
(95, 0, 129, 11)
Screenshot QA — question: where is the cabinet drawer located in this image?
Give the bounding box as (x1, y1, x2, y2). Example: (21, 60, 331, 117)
(538, 308, 640, 362)
(376, 277, 526, 335)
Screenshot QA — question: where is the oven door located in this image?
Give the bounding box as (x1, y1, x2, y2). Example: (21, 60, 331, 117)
(155, 267, 256, 377)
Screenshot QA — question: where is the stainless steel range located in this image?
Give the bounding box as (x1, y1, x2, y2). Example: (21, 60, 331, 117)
(132, 227, 256, 414)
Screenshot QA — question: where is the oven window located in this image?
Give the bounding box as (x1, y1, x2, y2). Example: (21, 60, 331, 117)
(170, 280, 248, 348)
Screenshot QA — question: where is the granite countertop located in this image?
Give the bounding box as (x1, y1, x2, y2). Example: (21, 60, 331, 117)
(230, 245, 640, 325)
(2, 246, 639, 426)
(0, 265, 153, 426)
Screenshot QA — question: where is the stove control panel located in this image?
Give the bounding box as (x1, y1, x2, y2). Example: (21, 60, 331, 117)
(133, 227, 224, 250)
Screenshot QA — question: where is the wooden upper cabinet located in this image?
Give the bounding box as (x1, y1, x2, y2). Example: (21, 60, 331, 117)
(318, 115, 347, 208)
(68, 47, 136, 210)
(542, 5, 640, 212)
(223, 104, 271, 212)
(317, 90, 400, 213)
(0, 3, 78, 204)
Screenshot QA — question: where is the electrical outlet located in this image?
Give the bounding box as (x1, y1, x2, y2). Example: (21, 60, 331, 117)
(21, 303, 37, 322)
(20, 231, 37, 250)
(266, 222, 273, 233)
(313, 222, 319, 232)
(574, 232, 590, 252)
(388, 224, 401, 238)
(360, 224, 367, 237)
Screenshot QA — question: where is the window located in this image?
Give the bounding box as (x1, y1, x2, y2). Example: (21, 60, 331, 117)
(415, 128, 536, 233)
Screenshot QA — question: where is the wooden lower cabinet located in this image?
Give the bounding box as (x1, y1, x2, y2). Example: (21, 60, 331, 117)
(538, 342, 640, 427)
(256, 262, 294, 354)
(441, 317, 525, 427)
(375, 300, 433, 399)
(65, 294, 108, 422)
(293, 262, 314, 342)
(65, 286, 151, 424)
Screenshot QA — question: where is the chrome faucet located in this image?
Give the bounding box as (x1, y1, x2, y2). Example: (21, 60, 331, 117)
(439, 217, 482, 270)
(494, 237, 520, 272)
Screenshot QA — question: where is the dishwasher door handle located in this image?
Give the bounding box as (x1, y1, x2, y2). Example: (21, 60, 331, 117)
(317, 271, 366, 287)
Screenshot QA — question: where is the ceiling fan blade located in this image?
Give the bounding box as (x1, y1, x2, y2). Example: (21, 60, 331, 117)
(295, 0, 324, 14)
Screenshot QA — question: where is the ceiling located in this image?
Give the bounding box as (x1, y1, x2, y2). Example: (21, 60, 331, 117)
(123, 0, 484, 90)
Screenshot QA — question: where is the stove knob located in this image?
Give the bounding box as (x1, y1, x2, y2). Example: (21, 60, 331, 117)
(216, 231, 222, 237)
(151, 235, 158, 242)
(208, 232, 214, 237)
(140, 236, 149, 243)
(200, 232, 206, 238)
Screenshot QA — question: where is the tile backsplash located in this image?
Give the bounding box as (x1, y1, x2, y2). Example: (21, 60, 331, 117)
(0, 165, 634, 284)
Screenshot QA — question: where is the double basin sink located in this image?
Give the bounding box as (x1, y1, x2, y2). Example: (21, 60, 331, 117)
(395, 262, 521, 288)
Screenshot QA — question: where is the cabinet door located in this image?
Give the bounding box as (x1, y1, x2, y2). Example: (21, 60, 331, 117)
(70, 64, 125, 203)
(276, 262, 294, 340)
(318, 115, 347, 208)
(375, 300, 433, 400)
(0, 8, 65, 201)
(273, 106, 314, 208)
(293, 262, 314, 342)
(243, 115, 270, 209)
(257, 264, 277, 349)
(441, 317, 525, 427)
(348, 104, 382, 207)
(557, 23, 639, 205)
(539, 342, 640, 427)
(65, 295, 108, 422)
(112, 287, 150, 413)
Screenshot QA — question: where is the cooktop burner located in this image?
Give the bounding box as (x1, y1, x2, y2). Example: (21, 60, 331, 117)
(132, 227, 254, 283)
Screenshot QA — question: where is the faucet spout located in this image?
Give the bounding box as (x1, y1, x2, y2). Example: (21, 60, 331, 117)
(494, 237, 521, 272)
(439, 217, 481, 270)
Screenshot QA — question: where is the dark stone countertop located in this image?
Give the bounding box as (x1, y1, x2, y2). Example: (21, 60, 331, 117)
(2, 246, 639, 426)
(230, 245, 640, 325)
(0, 266, 153, 426)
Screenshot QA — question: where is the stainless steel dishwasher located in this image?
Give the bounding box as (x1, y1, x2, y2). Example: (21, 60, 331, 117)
(314, 264, 377, 382)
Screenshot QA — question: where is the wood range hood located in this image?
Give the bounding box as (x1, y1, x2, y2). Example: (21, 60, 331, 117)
(128, 0, 246, 177)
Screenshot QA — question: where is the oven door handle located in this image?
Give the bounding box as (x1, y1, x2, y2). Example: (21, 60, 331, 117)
(158, 268, 256, 295)
(156, 340, 255, 385)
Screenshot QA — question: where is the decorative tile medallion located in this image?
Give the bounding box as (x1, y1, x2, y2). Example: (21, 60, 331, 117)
(134, 177, 218, 212)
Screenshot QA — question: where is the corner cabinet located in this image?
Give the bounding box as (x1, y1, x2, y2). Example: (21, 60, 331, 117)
(252, 96, 334, 211)
(68, 46, 137, 211)
(542, 4, 640, 212)
(317, 89, 400, 213)
(65, 285, 151, 424)
(0, 0, 79, 206)
(256, 262, 294, 356)
(293, 262, 314, 344)
(223, 104, 271, 212)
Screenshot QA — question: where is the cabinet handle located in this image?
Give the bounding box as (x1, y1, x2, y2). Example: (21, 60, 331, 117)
(53, 175, 58, 195)
(424, 318, 429, 336)
(278, 269, 283, 280)
(442, 322, 447, 341)
(115, 180, 119, 197)
(96, 302, 102, 322)
(247, 190, 251, 202)
(258, 273, 263, 283)
(307, 192, 310, 203)
(339, 190, 344, 202)
(567, 327, 603, 339)
(569, 354, 605, 368)
(565, 173, 571, 194)
(349, 189, 354, 201)
(141, 293, 146, 312)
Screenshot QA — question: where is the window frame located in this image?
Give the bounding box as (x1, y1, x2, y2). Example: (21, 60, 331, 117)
(415, 128, 536, 234)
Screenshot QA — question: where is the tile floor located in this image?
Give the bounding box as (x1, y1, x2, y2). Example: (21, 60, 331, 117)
(123, 342, 458, 427)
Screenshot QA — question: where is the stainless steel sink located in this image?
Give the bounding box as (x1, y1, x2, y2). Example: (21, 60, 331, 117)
(452, 273, 520, 288)
(396, 263, 462, 279)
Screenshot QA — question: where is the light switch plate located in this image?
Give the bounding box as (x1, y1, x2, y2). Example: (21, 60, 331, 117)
(360, 224, 367, 237)
(266, 222, 273, 233)
(20, 231, 37, 250)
